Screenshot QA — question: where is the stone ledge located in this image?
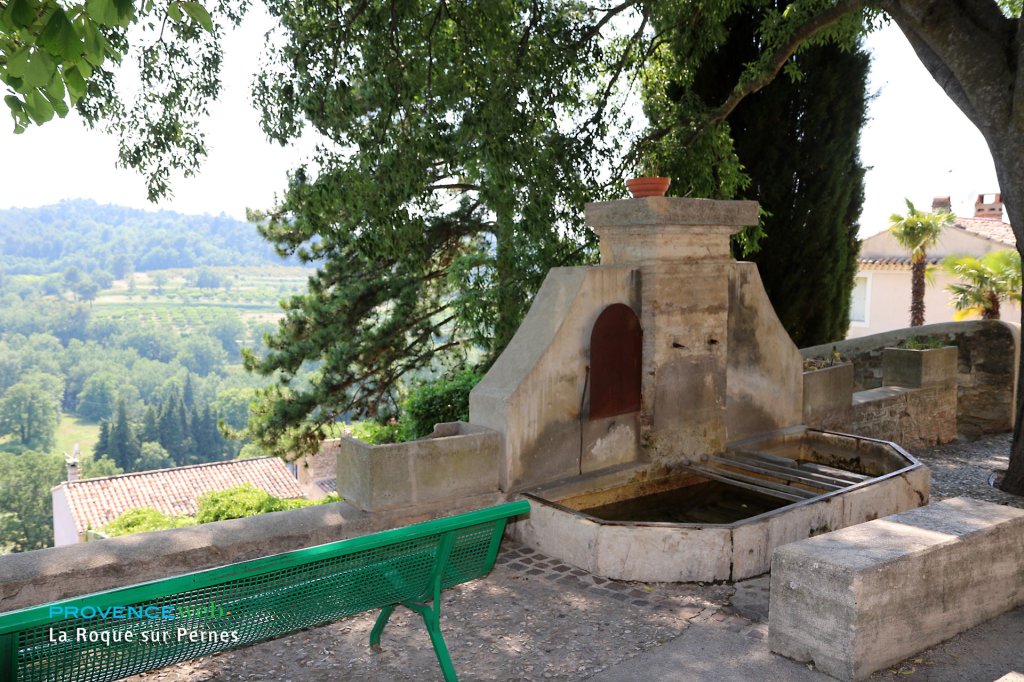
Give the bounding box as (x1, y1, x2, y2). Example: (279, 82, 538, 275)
(585, 197, 759, 228)
(768, 497, 1024, 681)
(0, 495, 504, 614)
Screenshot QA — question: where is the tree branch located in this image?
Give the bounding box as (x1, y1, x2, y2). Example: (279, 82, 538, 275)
(882, 0, 1015, 130)
(637, 0, 865, 156)
(577, 0, 642, 46)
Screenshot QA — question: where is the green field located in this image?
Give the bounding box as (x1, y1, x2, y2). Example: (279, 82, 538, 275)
(90, 265, 314, 332)
(53, 412, 101, 459)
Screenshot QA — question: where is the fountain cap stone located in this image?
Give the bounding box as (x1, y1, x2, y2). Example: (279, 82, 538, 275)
(585, 197, 759, 266)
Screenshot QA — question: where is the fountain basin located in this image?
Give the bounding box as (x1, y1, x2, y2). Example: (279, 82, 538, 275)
(511, 427, 929, 582)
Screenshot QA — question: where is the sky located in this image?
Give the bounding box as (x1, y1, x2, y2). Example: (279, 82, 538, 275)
(0, 17, 1003, 238)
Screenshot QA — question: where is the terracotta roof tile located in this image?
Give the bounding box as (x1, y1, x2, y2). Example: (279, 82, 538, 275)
(858, 256, 940, 269)
(55, 457, 305, 535)
(951, 217, 1015, 246)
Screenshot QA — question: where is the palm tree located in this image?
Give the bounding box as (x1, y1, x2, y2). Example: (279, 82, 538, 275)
(942, 249, 1022, 320)
(888, 199, 955, 326)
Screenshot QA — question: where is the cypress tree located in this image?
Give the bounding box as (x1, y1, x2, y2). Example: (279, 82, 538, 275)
(158, 389, 187, 465)
(108, 399, 139, 472)
(193, 406, 225, 463)
(177, 398, 195, 464)
(94, 419, 110, 459)
(140, 406, 159, 444)
(182, 374, 196, 414)
(684, 7, 868, 346)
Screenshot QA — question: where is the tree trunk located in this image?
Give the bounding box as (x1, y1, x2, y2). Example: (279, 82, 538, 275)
(910, 258, 926, 326)
(882, 0, 1024, 497)
(991, 145, 1024, 495)
(492, 202, 517, 358)
(982, 293, 1000, 320)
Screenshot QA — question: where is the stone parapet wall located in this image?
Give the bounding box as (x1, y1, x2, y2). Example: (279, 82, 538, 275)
(336, 422, 501, 512)
(802, 321, 1019, 439)
(0, 496, 503, 614)
(842, 384, 957, 450)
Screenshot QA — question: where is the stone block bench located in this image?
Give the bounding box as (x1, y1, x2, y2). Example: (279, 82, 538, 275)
(0, 500, 529, 682)
(768, 497, 1024, 680)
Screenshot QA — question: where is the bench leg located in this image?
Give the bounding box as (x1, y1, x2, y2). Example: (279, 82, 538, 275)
(369, 604, 396, 653)
(422, 609, 458, 682)
(403, 601, 458, 682)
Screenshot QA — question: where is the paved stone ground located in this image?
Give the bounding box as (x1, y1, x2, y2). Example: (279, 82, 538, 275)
(130, 433, 1024, 681)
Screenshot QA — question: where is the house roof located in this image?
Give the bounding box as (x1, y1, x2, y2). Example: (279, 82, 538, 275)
(859, 217, 1015, 270)
(55, 457, 305, 536)
(858, 256, 941, 270)
(950, 217, 1015, 246)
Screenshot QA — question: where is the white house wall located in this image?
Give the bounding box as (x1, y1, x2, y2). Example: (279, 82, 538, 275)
(848, 268, 1022, 339)
(860, 227, 1009, 260)
(51, 486, 79, 546)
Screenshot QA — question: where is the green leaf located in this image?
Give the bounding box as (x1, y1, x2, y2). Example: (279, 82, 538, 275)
(42, 88, 69, 117)
(4, 95, 29, 133)
(81, 19, 108, 64)
(180, 2, 213, 32)
(45, 69, 65, 101)
(111, 0, 135, 26)
(3, 0, 36, 30)
(4, 95, 24, 113)
(5, 48, 30, 79)
(85, 0, 120, 26)
(167, 2, 182, 22)
(63, 65, 87, 99)
(23, 90, 54, 124)
(38, 7, 82, 60)
(23, 51, 55, 89)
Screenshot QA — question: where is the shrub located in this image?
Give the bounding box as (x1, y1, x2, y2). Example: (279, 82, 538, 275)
(401, 370, 483, 440)
(902, 335, 947, 350)
(195, 484, 339, 523)
(102, 508, 197, 537)
(101, 486, 340, 536)
(348, 419, 404, 445)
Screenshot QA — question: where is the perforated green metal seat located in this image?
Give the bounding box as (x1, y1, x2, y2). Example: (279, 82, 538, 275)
(0, 500, 529, 682)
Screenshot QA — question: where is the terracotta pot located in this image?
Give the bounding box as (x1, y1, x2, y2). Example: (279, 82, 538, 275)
(626, 176, 671, 198)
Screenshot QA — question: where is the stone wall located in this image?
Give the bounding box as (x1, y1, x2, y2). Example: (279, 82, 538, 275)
(844, 384, 957, 450)
(335, 421, 501, 512)
(469, 266, 641, 491)
(802, 321, 1019, 438)
(726, 263, 804, 442)
(0, 497, 505, 614)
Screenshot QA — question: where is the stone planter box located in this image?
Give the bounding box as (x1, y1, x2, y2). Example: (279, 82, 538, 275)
(882, 346, 958, 388)
(802, 362, 854, 423)
(336, 421, 501, 512)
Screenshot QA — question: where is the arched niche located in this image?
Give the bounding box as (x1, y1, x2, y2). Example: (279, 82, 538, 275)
(589, 303, 642, 420)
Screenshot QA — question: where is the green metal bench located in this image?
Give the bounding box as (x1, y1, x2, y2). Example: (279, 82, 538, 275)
(0, 500, 529, 682)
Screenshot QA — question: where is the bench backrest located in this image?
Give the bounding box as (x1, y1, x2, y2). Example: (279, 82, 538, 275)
(0, 500, 529, 682)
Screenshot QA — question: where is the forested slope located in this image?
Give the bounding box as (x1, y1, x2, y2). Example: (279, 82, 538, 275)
(0, 200, 287, 275)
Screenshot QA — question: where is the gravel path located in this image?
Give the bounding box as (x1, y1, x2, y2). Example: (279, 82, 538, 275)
(911, 432, 1023, 508)
(129, 433, 1024, 681)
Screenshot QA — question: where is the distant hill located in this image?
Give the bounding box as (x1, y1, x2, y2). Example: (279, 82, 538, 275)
(0, 200, 290, 275)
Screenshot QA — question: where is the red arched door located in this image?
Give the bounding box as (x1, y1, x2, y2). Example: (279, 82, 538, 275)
(589, 303, 642, 420)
